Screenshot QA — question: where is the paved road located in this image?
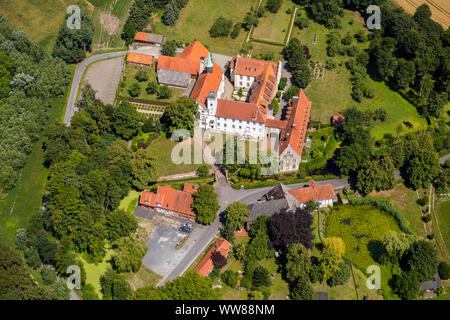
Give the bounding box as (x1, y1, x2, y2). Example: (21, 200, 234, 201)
(64, 51, 127, 125)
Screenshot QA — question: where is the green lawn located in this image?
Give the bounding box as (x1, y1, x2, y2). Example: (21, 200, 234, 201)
(435, 198, 450, 262)
(151, 0, 258, 56)
(0, 0, 77, 52)
(78, 248, 114, 298)
(124, 265, 163, 291)
(0, 64, 76, 246)
(118, 190, 140, 215)
(368, 183, 427, 238)
(117, 64, 184, 103)
(259, 258, 290, 300)
(325, 204, 403, 299)
(252, 0, 294, 43)
(149, 135, 205, 177)
(90, 0, 134, 50)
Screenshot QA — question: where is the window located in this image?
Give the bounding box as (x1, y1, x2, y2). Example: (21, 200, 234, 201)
(224, 124, 227, 127)
(246, 82, 250, 87)
(239, 81, 243, 86)
(239, 126, 242, 129)
(232, 125, 235, 129)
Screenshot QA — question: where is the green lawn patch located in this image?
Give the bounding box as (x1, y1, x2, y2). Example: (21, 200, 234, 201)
(252, 0, 294, 43)
(78, 248, 114, 298)
(325, 204, 403, 299)
(149, 135, 205, 177)
(118, 190, 140, 215)
(259, 258, 290, 300)
(151, 0, 258, 56)
(435, 198, 450, 261)
(124, 264, 163, 291)
(117, 64, 184, 103)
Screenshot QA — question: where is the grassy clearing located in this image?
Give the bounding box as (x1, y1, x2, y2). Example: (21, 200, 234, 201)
(0, 64, 76, 246)
(368, 183, 427, 238)
(0, 0, 77, 52)
(252, 0, 294, 43)
(90, 0, 134, 50)
(151, 0, 258, 56)
(118, 190, 140, 215)
(325, 204, 403, 299)
(78, 248, 114, 297)
(435, 198, 450, 261)
(149, 136, 205, 177)
(117, 64, 184, 103)
(124, 264, 163, 290)
(259, 258, 290, 300)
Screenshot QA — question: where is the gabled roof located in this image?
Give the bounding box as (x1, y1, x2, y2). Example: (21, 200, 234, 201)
(183, 183, 199, 194)
(190, 62, 222, 106)
(288, 180, 335, 203)
(127, 53, 154, 66)
(265, 119, 287, 129)
(134, 32, 165, 44)
(157, 55, 197, 74)
(278, 89, 311, 156)
(215, 99, 265, 123)
(332, 114, 345, 126)
(231, 56, 279, 78)
(195, 238, 231, 277)
(139, 185, 196, 217)
(180, 41, 209, 74)
(249, 64, 277, 115)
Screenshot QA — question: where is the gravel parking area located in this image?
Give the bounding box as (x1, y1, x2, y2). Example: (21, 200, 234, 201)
(82, 56, 124, 105)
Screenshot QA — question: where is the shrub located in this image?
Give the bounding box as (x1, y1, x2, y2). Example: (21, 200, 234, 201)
(438, 261, 450, 280)
(252, 266, 271, 289)
(326, 262, 351, 286)
(266, 0, 282, 13)
(209, 16, 233, 38)
(128, 82, 141, 97)
(146, 81, 159, 95)
(135, 69, 149, 82)
(230, 23, 242, 39)
(422, 214, 432, 223)
(41, 266, 57, 285)
(197, 165, 209, 177)
(157, 85, 172, 99)
(278, 77, 287, 90)
(417, 195, 429, 206)
(162, 40, 177, 56)
(221, 270, 240, 288)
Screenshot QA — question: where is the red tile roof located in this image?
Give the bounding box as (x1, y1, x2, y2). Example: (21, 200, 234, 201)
(157, 55, 197, 74)
(180, 41, 209, 74)
(249, 64, 277, 115)
(215, 99, 265, 123)
(139, 184, 197, 218)
(183, 183, 199, 194)
(231, 56, 278, 78)
(265, 118, 287, 129)
(190, 62, 222, 106)
(134, 32, 165, 44)
(278, 90, 311, 156)
(288, 181, 335, 203)
(332, 114, 345, 126)
(127, 53, 154, 66)
(194, 238, 231, 277)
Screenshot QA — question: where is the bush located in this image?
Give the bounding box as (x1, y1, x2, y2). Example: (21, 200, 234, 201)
(422, 214, 432, 223)
(128, 82, 141, 97)
(295, 16, 309, 30)
(417, 195, 429, 206)
(221, 270, 240, 288)
(438, 261, 450, 280)
(355, 30, 367, 43)
(252, 266, 271, 289)
(162, 40, 177, 56)
(157, 85, 172, 99)
(230, 23, 242, 39)
(209, 16, 233, 38)
(41, 266, 57, 285)
(278, 77, 287, 90)
(326, 262, 351, 286)
(135, 69, 149, 82)
(146, 81, 159, 95)
(266, 0, 282, 13)
(197, 165, 209, 177)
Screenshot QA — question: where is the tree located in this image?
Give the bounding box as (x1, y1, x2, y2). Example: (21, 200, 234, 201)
(327, 262, 351, 286)
(157, 84, 172, 99)
(291, 276, 314, 300)
(161, 40, 177, 56)
(131, 147, 157, 190)
(295, 16, 309, 30)
(284, 243, 311, 283)
(319, 237, 345, 281)
(211, 251, 227, 269)
(438, 261, 450, 280)
(305, 201, 318, 213)
(40, 266, 57, 285)
(266, 0, 282, 13)
(196, 165, 209, 177)
(161, 96, 198, 134)
(51, 279, 70, 300)
(243, 13, 259, 31)
(356, 156, 395, 195)
(310, 0, 341, 28)
(146, 81, 159, 95)
(192, 185, 220, 224)
(233, 243, 247, 263)
(161, 272, 218, 300)
(393, 59, 416, 91)
(112, 234, 147, 273)
(162, 4, 179, 26)
(252, 266, 271, 289)
(269, 208, 315, 249)
(128, 82, 141, 97)
(221, 270, 240, 288)
(105, 210, 138, 242)
(382, 231, 414, 263)
(100, 268, 132, 300)
(393, 272, 420, 300)
(209, 16, 233, 38)
(225, 202, 250, 231)
(135, 69, 149, 82)
(404, 240, 439, 282)
(82, 283, 100, 300)
(111, 101, 141, 139)
(230, 23, 241, 39)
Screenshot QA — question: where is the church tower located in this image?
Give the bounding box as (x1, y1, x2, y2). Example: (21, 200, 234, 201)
(206, 52, 213, 74)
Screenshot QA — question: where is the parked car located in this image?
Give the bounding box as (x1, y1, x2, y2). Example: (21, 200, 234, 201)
(179, 223, 193, 233)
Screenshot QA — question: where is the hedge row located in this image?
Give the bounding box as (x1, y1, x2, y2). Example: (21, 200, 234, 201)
(250, 38, 285, 47)
(349, 198, 413, 234)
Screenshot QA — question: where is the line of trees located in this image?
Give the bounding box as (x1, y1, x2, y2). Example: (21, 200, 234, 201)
(282, 38, 311, 88)
(162, 0, 190, 26)
(0, 14, 71, 194)
(121, 0, 155, 45)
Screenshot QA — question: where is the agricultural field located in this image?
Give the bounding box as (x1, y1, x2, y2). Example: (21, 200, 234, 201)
(0, 0, 76, 52)
(252, 0, 295, 44)
(392, 0, 450, 28)
(151, 0, 258, 56)
(117, 64, 185, 103)
(89, 0, 134, 50)
(325, 204, 403, 299)
(434, 198, 450, 262)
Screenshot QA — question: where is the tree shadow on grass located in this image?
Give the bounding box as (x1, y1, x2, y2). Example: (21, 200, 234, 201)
(367, 240, 385, 264)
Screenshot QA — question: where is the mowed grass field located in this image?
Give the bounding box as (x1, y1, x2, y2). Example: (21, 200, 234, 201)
(392, 0, 450, 28)
(0, 64, 76, 246)
(0, 0, 77, 52)
(89, 0, 134, 50)
(435, 198, 450, 262)
(252, 0, 294, 43)
(326, 204, 403, 299)
(151, 0, 258, 56)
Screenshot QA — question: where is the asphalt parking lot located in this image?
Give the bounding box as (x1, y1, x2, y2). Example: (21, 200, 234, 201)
(134, 206, 205, 277)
